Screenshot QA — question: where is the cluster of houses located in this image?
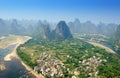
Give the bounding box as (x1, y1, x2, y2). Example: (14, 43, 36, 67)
(34, 53, 65, 77)
(79, 56, 103, 78)
(33, 52, 104, 78)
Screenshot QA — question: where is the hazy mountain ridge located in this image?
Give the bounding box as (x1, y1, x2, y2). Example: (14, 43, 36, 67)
(0, 18, 118, 38)
(68, 19, 118, 36)
(31, 20, 73, 40)
(40, 21, 73, 40)
(115, 25, 120, 43)
(0, 19, 25, 35)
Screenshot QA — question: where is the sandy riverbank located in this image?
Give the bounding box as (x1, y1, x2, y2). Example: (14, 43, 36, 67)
(3, 36, 44, 78)
(4, 36, 31, 61)
(88, 42, 116, 54)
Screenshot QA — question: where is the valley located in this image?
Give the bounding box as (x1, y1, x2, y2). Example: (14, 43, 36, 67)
(0, 0, 120, 78)
(0, 19, 120, 78)
(17, 21, 120, 78)
(17, 37, 120, 78)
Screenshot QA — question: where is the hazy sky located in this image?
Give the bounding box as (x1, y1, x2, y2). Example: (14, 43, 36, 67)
(0, 0, 120, 24)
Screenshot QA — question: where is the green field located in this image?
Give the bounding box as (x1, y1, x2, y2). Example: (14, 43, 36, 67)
(17, 39, 120, 78)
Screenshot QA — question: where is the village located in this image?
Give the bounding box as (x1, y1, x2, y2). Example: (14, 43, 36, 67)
(33, 51, 104, 78)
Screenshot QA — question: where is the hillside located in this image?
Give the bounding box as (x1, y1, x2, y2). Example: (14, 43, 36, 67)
(53, 21, 73, 40)
(34, 21, 73, 40)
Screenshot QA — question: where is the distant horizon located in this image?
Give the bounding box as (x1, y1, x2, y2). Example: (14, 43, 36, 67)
(0, 16, 120, 25)
(0, 18, 119, 25)
(0, 0, 120, 24)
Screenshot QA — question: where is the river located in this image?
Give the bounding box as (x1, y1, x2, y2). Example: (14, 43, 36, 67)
(0, 37, 119, 78)
(81, 38, 120, 59)
(0, 44, 36, 78)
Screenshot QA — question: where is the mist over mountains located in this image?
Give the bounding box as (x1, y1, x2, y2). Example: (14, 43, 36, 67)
(0, 18, 119, 40)
(0, 19, 26, 35)
(53, 21, 73, 39)
(35, 21, 73, 40)
(68, 19, 118, 36)
(115, 25, 120, 42)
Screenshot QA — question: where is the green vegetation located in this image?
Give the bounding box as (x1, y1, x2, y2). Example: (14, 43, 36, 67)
(101, 38, 120, 55)
(17, 38, 120, 78)
(74, 33, 109, 42)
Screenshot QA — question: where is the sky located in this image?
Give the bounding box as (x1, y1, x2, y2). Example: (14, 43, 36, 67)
(0, 0, 120, 24)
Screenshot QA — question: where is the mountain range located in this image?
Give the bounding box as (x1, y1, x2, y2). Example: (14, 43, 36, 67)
(0, 18, 119, 40)
(37, 21, 73, 40)
(115, 25, 120, 43)
(68, 19, 118, 36)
